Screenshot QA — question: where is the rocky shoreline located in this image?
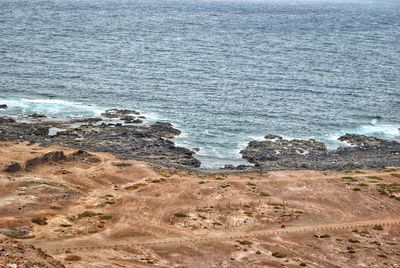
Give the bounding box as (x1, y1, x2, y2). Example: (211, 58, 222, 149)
(0, 106, 399, 171)
(0, 109, 201, 168)
(240, 134, 400, 171)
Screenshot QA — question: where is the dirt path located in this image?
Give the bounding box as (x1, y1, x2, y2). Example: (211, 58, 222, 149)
(29, 216, 400, 253)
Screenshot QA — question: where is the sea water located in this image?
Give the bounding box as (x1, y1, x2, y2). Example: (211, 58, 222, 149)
(0, 0, 399, 168)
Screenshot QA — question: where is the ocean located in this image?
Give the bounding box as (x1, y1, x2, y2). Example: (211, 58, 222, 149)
(0, 0, 399, 168)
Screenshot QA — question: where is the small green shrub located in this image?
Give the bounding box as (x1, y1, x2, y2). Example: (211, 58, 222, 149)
(372, 224, 383, 231)
(342, 176, 358, 182)
(367, 176, 383, 181)
(259, 192, 270, 197)
(98, 214, 112, 220)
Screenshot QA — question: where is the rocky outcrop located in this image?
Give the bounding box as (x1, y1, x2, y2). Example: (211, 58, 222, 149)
(241, 134, 400, 170)
(101, 108, 140, 118)
(0, 104, 8, 109)
(0, 234, 65, 267)
(4, 162, 22, 173)
(25, 151, 66, 171)
(0, 115, 201, 168)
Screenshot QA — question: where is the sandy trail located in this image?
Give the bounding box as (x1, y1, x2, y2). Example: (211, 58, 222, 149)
(30, 216, 400, 252)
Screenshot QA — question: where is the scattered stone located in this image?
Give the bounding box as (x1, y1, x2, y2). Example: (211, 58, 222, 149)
(31, 217, 48, 225)
(0, 104, 8, 109)
(4, 162, 22, 173)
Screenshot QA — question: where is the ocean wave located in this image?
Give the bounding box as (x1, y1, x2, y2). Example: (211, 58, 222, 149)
(0, 98, 104, 117)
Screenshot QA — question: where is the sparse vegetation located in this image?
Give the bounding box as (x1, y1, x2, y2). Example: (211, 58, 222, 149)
(352, 188, 361, 191)
(348, 239, 360, 243)
(342, 176, 358, 182)
(259, 191, 270, 197)
(98, 214, 112, 220)
(215, 176, 225, 180)
(65, 255, 81, 261)
(391, 173, 400, 178)
(377, 183, 400, 197)
(125, 183, 146, 190)
(159, 170, 172, 178)
(247, 182, 257, 186)
(367, 176, 383, 181)
(372, 224, 383, 231)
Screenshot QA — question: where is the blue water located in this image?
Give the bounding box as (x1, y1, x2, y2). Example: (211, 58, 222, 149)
(1, 0, 400, 168)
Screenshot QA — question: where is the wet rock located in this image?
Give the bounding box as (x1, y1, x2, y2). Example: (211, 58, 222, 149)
(241, 136, 326, 165)
(0, 117, 15, 124)
(149, 122, 181, 138)
(30, 113, 47, 118)
(0, 104, 8, 109)
(338, 133, 385, 146)
(0, 115, 200, 168)
(101, 108, 140, 118)
(4, 162, 22, 173)
(241, 134, 400, 170)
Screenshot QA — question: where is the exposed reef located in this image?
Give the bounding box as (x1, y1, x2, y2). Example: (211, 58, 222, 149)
(240, 134, 400, 170)
(0, 108, 200, 168)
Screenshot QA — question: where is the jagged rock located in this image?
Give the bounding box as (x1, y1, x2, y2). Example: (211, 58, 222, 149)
(0, 234, 64, 267)
(4, 162, 22, 173)
(0, 117, 15, 124)
(241, 134, 400, 170)
(25, 151, 66, 171)
(101, 108, 140, 118)
(338, 134, 385, 146)
(0, 227, 34, 239)
(30, 113, 47, 118)
(0, 104, 8, 109)
(241, 136, 326, 164)
(31, 217, 48, 225)
(149, 122, 181, 138)
(0, 116, 200, 168)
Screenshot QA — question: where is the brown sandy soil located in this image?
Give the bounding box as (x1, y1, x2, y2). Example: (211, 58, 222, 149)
(0, 141, 399, 267)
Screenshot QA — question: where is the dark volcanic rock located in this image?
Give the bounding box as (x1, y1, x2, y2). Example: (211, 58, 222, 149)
(101, 108, 140, 118)
(0, 116, 200, 168)
(30, 113, 47, 118)
(0, 117, 15, 123)
(25, 151, 66, 171)
(241, 134, 400, 170)
(4, 162, 22, 173)
(0, 104, 7, 109)
(241, 135, 327, 164)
